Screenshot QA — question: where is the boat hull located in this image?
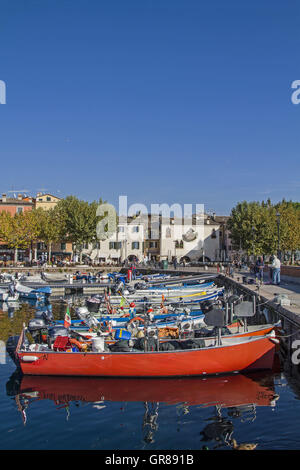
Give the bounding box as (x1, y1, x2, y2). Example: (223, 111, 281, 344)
(17, 335, 275, 377)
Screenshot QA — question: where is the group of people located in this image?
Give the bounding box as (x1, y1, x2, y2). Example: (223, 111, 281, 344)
(254, 255, 281, 285)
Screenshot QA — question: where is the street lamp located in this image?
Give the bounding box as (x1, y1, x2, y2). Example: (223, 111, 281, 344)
(276, 211, 281, 260)
(251, 226, 255, 260)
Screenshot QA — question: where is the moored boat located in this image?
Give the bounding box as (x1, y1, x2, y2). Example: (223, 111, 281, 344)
(15, 282, 51, 300)
(0, 287, 19, 302)
(15, 328, 277, 377)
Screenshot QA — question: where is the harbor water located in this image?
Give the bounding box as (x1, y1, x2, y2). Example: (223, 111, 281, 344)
(1, 297, 300, 451)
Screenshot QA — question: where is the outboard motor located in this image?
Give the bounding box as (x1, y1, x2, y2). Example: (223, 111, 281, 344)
(116, 281, 124, 293)
(48, 326, 70, 341)
(183, 307, 191, 316)
(6, 336, 29, 366)
(42, 309, 54, 324)
(34, 310, 54, 324)
(135, 282, 146, 290)
(76, 306, 89, 320)
(28, 318, 48, 344)
(201, 300, 214, 314)
(84, 315, 99, 329)
(75, 306, 99, 328)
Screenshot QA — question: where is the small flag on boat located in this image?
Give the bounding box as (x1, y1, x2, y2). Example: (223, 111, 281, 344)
(120, 296, 126, 307)
(64, 307, 71, 329)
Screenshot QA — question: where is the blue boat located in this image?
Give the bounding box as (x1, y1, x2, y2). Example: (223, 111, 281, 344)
(15, 283, 51, 300)
(147, 281, 214, 290)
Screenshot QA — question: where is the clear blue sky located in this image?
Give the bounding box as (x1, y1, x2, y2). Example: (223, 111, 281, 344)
(0, 0, 299, 215)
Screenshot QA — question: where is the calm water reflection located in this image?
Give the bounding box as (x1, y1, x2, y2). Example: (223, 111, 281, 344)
(1, 298, 300, 450)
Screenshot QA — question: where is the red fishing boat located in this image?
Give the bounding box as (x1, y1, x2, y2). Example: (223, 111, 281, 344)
(15, 327, 277, 377)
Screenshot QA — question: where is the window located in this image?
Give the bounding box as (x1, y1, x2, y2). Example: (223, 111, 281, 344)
(132, 226, 139, 233)
(149, 241, 158, 248)
(211, 229, 217, 239)
(132, 242, 140, 250)
(175, 240, 184, 249)
(17, 207, 23, 214)
(61, 243, 66, 250)
(109, 242, 121, 250)
(118, 226, 125, 233)
(46, 196, 51, 201)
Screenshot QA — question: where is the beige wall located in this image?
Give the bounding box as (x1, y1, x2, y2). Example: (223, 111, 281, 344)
(35, 194, 61, 211)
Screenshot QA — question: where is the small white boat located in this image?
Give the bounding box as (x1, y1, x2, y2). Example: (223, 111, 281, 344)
(15, 282, 51, 300)
(20, 274, 46, 284)
(0, 273, 16, 283)
(0, 288, 19, 302)
(41, 272, 68, 283)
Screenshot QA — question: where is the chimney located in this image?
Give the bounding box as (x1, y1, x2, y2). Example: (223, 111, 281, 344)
(2, 194, 6, 202)
(17, 194, 22, 200)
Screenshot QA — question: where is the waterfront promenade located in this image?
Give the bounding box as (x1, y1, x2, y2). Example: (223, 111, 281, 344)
(137, 265, 300, 316)
(202, 267, 300, 314)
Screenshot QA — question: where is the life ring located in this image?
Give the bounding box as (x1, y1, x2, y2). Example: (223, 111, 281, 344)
(121, 313, 130, 318)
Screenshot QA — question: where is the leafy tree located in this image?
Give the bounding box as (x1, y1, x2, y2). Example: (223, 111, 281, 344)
(274, 201, 300, 262)
(37, 207, 63, 262)
(55, 196, 104, 262)
(227, 199, 300, 262)
(0, 210, 40, 263)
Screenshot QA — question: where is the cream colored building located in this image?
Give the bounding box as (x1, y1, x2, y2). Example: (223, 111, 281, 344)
(160, 214, 224, 262)
(81, 221, 145, 264)
(35, 193, 62, 210)
(33, 193, 72, 262)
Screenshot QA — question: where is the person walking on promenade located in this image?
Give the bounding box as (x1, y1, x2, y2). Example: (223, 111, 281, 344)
(132, 264, 136, 280)
(256, 256, 264, 284)
(271, 255, 281, 285)
(173, 257, 177, 270)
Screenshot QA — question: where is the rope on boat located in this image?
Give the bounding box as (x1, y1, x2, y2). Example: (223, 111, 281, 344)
(276, 328, 300, 339)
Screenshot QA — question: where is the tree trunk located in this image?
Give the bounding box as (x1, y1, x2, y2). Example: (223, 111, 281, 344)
(48, 241, 52, 264)
(14, 248, 18, 264)
(29, 242, 33, 264)
(291, 251, 295, 265)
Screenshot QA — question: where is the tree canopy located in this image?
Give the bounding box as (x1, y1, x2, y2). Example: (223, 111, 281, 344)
(227, 199, 300, 260)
